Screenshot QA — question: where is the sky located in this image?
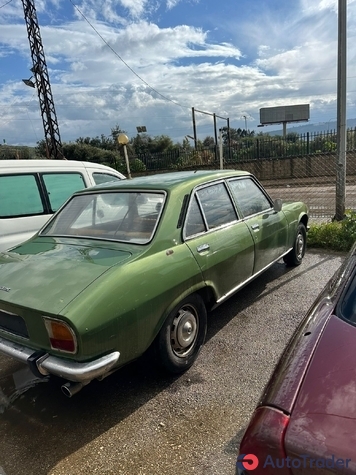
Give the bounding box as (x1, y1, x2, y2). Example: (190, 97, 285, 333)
(1, 0, 356, 146)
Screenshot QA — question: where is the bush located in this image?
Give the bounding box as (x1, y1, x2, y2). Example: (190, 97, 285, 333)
(130, 158, 146, 173)
(174, 150, 216, 169)
(307, 211, 356, 252)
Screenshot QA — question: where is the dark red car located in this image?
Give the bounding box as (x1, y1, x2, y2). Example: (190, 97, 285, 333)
(237, 244, 356, 475)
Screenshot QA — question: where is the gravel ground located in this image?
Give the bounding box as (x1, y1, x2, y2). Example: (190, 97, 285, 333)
(0, 249, 345, 475)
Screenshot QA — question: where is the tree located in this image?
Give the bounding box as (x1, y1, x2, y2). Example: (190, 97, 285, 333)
(285, 132, 299, 143)
(110, 125, 127, 147)
(75, 125, 126, 152)
(149, 135, 175, 153)
(130, 133, 150, 156)
(180, 137, 192, 151)
(131, 134, 175, 155)
(202, 136, 215, 148)
(220, 127, 255, 146)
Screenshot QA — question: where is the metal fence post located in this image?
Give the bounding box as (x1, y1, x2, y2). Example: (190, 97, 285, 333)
(335, 0, 347, 220)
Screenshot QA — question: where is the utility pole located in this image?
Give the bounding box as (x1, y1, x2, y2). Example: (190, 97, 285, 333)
(191, 107, 198, 150)
(335, 0, 347, 220)
(22, 0, 64, 159)
(192, 107, 230, 161)
(243, 115, 247, 132)
(218, 128, 223, 170)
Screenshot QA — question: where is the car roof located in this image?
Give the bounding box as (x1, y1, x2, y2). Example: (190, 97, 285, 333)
(0, 159, 118, 171)
(78, 170, 251, 193)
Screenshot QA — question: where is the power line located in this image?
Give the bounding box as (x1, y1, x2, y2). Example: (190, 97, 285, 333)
(68, 0, 190, 111)
(0, 0, 13, 9)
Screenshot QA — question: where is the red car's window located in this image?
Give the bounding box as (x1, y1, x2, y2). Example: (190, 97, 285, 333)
(337, 269, 356, 324)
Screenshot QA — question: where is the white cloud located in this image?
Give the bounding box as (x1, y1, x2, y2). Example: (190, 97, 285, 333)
(119, 0, 149, 18)
(301, 0, 356, 16)
(166, 0, 180, 9)
(166, 0, 200, 10)
(1, 0, 356, 146)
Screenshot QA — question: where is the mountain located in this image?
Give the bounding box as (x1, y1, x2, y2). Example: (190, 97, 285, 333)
(259, 118, 356, 136)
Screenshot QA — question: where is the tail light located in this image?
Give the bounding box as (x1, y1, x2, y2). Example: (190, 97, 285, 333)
(237, 406, 291, 475)
(43, 317, 77, 354)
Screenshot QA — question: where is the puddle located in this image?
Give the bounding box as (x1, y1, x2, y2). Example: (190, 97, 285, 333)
(0, 366, 49, 413)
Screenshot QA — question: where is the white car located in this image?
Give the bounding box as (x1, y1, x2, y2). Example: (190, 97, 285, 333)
(0, 160, 125, 252)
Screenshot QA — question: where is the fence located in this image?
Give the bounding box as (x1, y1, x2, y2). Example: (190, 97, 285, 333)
(2, 129, 355, 222)
(132, 129, 356, 223)
(231, 153, 356, 223)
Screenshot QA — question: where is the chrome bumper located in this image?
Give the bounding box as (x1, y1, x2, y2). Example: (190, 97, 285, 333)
(0, 336, 120, 383)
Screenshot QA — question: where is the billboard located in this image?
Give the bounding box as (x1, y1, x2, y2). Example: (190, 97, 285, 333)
(260, 104, 310, 125)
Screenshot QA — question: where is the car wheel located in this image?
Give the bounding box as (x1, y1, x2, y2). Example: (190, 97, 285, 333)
(283, 223, 306, 267)
(156, 294, 207, 374)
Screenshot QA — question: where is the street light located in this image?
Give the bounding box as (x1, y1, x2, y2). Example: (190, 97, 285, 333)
(117, 133, 132, 179)
(22, 76, 36, 88)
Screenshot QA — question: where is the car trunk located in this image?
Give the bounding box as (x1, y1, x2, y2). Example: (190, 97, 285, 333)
(284, 315, 356, 474)
(0, 237, 132, 316)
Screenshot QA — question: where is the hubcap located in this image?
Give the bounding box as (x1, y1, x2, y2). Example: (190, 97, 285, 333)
(170, 306, 198, 357)
(296, 232, 304, 260)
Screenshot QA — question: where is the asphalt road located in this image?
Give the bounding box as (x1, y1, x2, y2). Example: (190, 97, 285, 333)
(0, 249, 345, 475)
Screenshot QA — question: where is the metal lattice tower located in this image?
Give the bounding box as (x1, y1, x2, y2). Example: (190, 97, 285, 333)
(22, 0, 64, 159)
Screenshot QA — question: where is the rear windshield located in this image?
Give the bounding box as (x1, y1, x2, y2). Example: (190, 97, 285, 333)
(41, 191, 165, 244)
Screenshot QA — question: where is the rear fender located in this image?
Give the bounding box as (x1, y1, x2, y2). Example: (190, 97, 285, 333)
(150, 282, 211, 341)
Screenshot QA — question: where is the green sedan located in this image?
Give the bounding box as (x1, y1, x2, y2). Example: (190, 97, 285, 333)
(0, 170, 308, 397)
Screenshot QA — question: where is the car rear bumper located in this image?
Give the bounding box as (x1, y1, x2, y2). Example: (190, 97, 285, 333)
(0, 335, 120, 383)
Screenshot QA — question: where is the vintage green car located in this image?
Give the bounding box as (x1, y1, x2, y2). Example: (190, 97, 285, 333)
(0, 170, 308, 396)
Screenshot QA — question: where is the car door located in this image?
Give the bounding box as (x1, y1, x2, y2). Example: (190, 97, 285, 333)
(41, 172, 87, 212)
(183, 181, 255, 302)
(227, 177, 288, 274)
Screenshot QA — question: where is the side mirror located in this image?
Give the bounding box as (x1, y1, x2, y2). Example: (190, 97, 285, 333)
(273, 198, 283, 213)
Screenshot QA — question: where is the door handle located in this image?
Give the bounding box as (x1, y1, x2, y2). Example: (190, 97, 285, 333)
(251, 224, 260, 231)
(197, 243, 210, 253)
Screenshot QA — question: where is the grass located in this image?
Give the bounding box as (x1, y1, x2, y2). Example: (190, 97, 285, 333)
(307, 211, 356, 252)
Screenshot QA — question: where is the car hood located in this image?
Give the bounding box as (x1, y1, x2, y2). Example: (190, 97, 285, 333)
(284, 315, 356, 466)
(0, 237, 133, 315)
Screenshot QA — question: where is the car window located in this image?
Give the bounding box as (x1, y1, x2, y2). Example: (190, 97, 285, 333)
(337, 270, 356, 325)
(92, 173, 122, 185)
(196, 182, 237, 229)
(185, 195, 206, 237)
(42, 173, 86, 212)
(228, 178, 272, 217)
(0, 174, 44, 217)
(41, 191, 165, 244)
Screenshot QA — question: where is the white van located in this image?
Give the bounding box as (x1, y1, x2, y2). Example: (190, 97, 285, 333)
(0, 160, 125, 252)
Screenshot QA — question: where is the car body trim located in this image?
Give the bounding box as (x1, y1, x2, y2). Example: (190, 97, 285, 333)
(215, 249, 292, 305)
(0, 335, 120, 382)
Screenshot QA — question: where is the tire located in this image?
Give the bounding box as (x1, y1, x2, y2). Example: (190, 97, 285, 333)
(156, 294, 207, 374)
(283, 223, 306, 267)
